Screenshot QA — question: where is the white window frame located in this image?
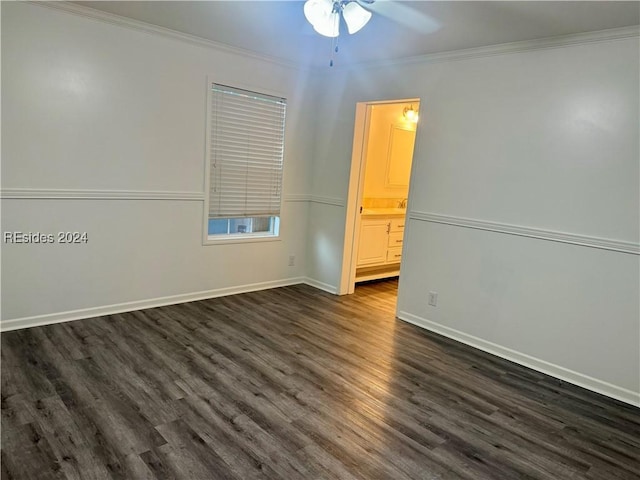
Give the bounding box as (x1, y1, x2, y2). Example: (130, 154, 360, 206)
(203, 79, 286, 245)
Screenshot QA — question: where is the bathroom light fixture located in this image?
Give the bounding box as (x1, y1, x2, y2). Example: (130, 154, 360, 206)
(403, 105, 419, 123)
(304, 0, 373, 38)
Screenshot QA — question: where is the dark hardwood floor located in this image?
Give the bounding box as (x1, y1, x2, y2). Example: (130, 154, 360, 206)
(2, 279, 639, 479)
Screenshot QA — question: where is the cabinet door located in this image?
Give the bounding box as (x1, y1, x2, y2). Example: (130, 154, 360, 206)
(357, 220, 389, 266)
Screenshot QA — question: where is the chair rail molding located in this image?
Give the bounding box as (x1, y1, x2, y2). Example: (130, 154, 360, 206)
(409, 211, 640, 255)
(0, 188, 205, 201)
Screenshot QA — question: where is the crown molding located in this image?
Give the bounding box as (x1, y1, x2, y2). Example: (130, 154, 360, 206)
(31, 2, 638, 74)
(409, 211, 640, 255)
(331, 25, 640, 72)
(32, 1, 306, 71)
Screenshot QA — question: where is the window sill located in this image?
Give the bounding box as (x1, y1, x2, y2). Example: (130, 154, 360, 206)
(203, 234, 281, 246)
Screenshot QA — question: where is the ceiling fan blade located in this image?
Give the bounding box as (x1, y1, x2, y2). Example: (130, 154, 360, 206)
(367, 0, 441, 35)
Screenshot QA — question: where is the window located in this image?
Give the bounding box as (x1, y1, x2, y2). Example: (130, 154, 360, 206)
(204, 82, 286, 242)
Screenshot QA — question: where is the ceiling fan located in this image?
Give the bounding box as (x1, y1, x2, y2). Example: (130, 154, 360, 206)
(303, 0, 440, 65)
(303, 0, 376, 38)
(303, 0, 439, 38)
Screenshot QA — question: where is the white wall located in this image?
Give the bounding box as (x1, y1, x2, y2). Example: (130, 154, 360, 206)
(2, 2, 639, 406)
(1, 2, 315, 327)
(307, 34, 640, 405)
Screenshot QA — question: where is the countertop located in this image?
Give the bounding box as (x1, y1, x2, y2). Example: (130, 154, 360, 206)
(361, 208, 407, 217)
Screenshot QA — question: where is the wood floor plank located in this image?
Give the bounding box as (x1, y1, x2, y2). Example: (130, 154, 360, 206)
(2, 279, 639, 479)
(1, 421, 65, 480)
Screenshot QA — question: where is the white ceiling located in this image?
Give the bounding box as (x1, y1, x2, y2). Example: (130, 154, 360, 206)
(75, 1, 640, 68)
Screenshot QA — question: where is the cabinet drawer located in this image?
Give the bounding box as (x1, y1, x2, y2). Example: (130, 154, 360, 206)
(387, 247, 402, 263)
(390, 218, 405, 232)
(388, 232, 404, 247)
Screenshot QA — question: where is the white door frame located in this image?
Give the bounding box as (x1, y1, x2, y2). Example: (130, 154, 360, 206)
(338, 98, 420, 295)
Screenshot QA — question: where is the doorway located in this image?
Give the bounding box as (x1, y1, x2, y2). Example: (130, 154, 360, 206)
(339, 99, 420, 295)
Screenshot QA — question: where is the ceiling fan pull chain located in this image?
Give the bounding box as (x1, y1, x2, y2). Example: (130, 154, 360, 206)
(329, 40, 333, 66)
(330, 34, 341, 66)
(329, 34, 338, 66)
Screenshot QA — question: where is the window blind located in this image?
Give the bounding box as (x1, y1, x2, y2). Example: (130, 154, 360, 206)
(209, 84, 286, 219)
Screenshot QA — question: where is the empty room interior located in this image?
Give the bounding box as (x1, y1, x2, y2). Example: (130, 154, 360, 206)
(1, 1, 639, 479)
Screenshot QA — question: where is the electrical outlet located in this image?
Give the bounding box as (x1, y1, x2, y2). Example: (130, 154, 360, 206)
(428, 291, 438, 307)
(288, 255, 295, 267)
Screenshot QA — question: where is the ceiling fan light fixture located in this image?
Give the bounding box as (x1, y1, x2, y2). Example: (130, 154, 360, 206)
(304, 0, 374, 65)
(304, 0, 333, 20)
(342, 2, 372, 34)
(403, 105, 419, 123)
(314, 12, 341, 37)
(304, 0, 340, 38)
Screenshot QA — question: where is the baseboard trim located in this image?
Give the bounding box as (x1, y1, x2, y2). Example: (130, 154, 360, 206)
(398, 311, 640, 408)
(1, 277, 307, 332)
(303, 277, 339, 294)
